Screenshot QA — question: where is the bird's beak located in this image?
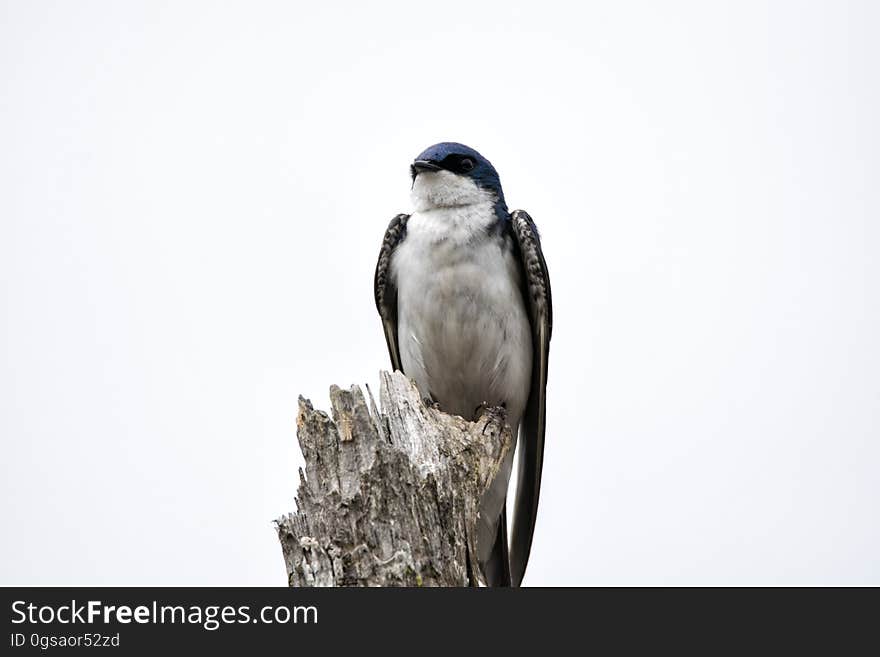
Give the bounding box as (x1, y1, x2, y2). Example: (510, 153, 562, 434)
(411, 159, 442, 174)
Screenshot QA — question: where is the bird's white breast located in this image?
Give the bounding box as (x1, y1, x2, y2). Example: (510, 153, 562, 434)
(391, 196, 533, 430)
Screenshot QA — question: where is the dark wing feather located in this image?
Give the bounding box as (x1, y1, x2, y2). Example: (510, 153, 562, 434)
(508, 209, 552, 586)
(374, 213, 410, 371)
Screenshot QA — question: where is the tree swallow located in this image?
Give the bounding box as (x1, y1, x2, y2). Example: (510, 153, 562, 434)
(374, 142, 552, 586)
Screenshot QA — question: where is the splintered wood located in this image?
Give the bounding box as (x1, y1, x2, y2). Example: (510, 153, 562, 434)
(276, 371, 512, 587)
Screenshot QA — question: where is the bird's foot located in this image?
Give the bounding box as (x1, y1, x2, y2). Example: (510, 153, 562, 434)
(475, 402, 507, 436)
(423, 396, 442, 412)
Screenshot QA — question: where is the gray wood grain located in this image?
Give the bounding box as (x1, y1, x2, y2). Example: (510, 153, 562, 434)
(276, 370, 513, 587)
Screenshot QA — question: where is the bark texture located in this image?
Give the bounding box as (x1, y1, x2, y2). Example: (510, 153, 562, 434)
(275, 370, 513, 587)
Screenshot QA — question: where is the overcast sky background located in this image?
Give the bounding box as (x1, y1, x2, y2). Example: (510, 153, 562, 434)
(2, 1, 878, 585)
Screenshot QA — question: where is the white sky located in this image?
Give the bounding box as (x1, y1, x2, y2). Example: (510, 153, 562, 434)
(1, 0, 878, 585)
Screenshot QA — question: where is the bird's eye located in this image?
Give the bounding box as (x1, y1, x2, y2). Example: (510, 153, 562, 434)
(459, 158, 475, 172)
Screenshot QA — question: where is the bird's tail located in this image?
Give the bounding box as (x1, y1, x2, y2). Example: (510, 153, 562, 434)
(482, 506, 511, 586)
(476, 428, 517, 586)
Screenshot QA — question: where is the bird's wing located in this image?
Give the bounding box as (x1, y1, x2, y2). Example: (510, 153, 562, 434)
(374, 213, 410, 371)
(508, 209, 553, 586)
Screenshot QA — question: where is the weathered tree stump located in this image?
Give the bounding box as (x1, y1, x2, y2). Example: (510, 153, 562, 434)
(275, 370, 513, 587)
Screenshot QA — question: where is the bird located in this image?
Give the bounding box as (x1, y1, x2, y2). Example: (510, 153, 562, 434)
(374, 142, 552, 586)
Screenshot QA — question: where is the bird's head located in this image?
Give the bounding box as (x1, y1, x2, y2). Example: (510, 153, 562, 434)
(410, 142, 507, 216)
